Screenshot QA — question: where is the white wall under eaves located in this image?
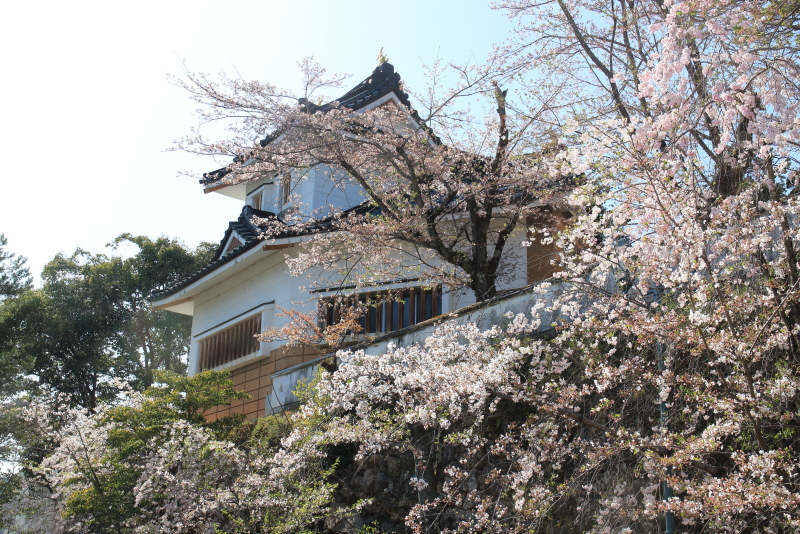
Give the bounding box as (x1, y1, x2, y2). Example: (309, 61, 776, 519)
(187, 245, 317, 374)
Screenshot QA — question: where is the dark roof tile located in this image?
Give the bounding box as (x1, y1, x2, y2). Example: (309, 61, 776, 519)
(148, 202, 376, 302)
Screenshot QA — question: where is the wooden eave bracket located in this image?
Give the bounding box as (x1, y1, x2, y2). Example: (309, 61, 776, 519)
(152, 295, 193, 311)
(262, 243, 293, 251)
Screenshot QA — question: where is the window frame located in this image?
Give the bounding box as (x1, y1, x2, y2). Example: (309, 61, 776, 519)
(318, 286, 442, 336)
(193, 303, 274, 372)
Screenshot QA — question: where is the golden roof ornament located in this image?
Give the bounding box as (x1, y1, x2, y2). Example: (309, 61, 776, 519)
(376, 47, 389, 65)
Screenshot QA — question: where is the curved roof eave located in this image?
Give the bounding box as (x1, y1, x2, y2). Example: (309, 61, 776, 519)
(148, 201, 377, 307)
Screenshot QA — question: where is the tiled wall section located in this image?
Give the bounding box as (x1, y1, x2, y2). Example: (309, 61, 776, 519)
(205, 344, 321, 422)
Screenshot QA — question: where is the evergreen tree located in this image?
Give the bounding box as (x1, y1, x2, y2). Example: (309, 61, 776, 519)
(0, 234, 31, 302)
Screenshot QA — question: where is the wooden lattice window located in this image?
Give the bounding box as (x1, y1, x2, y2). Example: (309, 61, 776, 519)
(198, 314, 262, 370)
(319, 287, 442, 335)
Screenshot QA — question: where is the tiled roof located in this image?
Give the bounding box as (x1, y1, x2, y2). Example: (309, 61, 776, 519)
(148, 202, 376, 302)
(152, 64, 407, 303)
(308, 61, 410, 113)
(211, 205, 277, 262)
(200, 62, 409, 186)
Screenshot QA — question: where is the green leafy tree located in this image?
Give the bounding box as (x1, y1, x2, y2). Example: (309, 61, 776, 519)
(0, 236, 35, 519)
(0, 234, 32, 398)
(7, 371, 248, 534)
(0, 234, 31, 302)
(4, 275, 120, 410)
(75, 234, 216, 389)
(0, 235, 214, 410)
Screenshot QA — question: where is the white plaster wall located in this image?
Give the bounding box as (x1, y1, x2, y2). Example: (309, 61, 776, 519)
(186, 208, 533, 374)
(188, 247, 318, 374)
(310, 165, 365, 215)
(246, 178, 275, 211)
(245, 165, 364, 219)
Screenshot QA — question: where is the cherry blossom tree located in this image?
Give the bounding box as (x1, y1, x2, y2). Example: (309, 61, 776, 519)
(175, 58, 567, 301)
(252, 0, 800, 531)
(9, 1, 800, 532)
(494, 0, 800, 530)
(2, 372, 249, 533)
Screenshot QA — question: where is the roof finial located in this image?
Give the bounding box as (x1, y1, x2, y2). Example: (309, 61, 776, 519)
(376, 47, 389, 65)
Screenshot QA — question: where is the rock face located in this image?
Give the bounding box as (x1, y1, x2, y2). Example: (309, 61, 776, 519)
(321, 431, 518, 534)
(330, 452, 417, 532)
(312, 408, 635, 534)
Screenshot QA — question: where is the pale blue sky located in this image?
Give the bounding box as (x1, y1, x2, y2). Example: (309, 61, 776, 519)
(0, 0, 515, 281)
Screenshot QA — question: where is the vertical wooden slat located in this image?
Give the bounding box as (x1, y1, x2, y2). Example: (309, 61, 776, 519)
(231, 323, 236, 364)
(370, 298, 376, 333)
(399, 291, 406, 329)
(234, 322, 239, 363)
(210, 336, 216, 369)
(385, 295, 390, 331)
(253, 315, 260, 353)
(238, 320, 243, 359)
(217, 330, 223, 367)
(217, 331, 223, 367)
(216, 333, 222, 368)
(235, 321, 240, 360)
(230, 325, 235, 362)
(245, 318, 251, 355)
(220, 330, 225, 366)
(314, 286, 443, 337)
(365, 293, 373, 333)
(239, 321, 244, 359)
(222, 329, 228, 366)
(253, 316, 258, 353)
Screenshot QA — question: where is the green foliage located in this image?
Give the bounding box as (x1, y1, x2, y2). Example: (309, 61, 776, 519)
(250, 413, 294, 454)
(0, 235, 214, 410)
(60, 370, 249, 532)
(0, 234, 31, 302)
(53, 234, 216, 389)
(0, 235, 33, 400)
(106, 370, 250, 438)
(2, 283, 119, 409)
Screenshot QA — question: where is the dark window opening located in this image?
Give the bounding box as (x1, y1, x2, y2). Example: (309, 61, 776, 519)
(319, 287, 442, 335)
